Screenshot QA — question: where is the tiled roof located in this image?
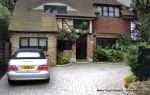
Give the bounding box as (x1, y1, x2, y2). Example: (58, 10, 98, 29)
(9, 0, 131, 32)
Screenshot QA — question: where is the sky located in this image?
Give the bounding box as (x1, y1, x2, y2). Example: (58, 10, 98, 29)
(117, 0, 132, 7)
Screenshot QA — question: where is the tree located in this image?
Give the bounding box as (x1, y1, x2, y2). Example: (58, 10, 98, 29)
(139, 14, 150, 43)
(0, 4, 11, 42)
(0, 0, 14, 11)
(132, 0, 150, 43)
(132, 0, 150, 19)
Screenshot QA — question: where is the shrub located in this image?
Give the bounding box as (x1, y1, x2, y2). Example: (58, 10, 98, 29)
(127, 80, 150, 95)
(118, 34, 132, 45)
(125, 45, 139, 75)
(124, 74, 138, 88)
(93, 46, 124, 62)
(57, 52, 69, 65)
(125, 43, 150, 76)
(93, 46, 107, 62)
(106, 49, 124, 62)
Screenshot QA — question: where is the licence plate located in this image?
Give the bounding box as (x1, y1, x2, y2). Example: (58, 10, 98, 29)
(20, 66, 35, 70)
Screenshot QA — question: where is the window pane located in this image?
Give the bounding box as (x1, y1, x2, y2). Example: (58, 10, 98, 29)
(39, 38, 46, 47)
(30, 38, 38, 46)
(103, 7, 108, 16)
(97, 6, 102, 16)
(109, 7, 114, 12)
(64, 41, 72, 50)
(57, 40, 72, 51)
(21, 38, 28, 47)
(96, 38, 117, 48)
(115, 7, 120, 17)
(109, 7, 114, 17)
(74, 20, 89, 29)
(44, 5, 67, 14)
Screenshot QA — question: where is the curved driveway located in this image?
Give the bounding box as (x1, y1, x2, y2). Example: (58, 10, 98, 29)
(0, 63, 131, 95)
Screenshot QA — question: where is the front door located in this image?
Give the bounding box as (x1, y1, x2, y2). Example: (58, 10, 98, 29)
(76, 34, 87, 59)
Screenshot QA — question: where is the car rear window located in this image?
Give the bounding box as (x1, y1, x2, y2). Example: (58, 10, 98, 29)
(13, 51, 45, 59)
(16, 52, 40, 58)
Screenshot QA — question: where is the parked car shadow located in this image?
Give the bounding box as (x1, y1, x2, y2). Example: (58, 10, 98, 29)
(9, 80, 49, 86)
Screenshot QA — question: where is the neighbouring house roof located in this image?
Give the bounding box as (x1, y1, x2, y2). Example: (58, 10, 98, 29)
(9, 0, 132, 32)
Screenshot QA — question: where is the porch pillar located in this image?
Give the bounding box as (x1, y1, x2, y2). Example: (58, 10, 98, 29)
(87, 34, 94, 62)
(70, 42, 76, 63)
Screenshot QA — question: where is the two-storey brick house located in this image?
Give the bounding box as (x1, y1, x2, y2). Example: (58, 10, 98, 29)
(9, 0, 133, 66)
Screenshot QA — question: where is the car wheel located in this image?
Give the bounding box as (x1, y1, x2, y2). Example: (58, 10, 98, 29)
(8, 79, 14, 85)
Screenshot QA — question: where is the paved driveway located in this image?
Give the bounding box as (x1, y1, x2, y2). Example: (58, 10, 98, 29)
(0, 63, 131, 95)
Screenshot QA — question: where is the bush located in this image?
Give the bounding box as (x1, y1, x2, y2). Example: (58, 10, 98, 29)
(106, 49, 124, 62)
(118, 33, 133, 47)
(93, 46, 107, 62)
(125, 43, 150, 76)
(57, 52, 69, 65)
(127, 80, 150, 95)
(125, 45, 139, 76)
(124, 74, 138, 88)
(93, 46, 124, 62)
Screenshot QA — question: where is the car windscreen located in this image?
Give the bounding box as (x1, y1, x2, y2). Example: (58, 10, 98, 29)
(13, 51, 45, 59)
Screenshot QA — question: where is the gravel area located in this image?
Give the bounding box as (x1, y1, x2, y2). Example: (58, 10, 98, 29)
(0, 63, 131, 95)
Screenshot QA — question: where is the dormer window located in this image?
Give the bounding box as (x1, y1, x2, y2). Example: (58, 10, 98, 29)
(44, 5, 67, 14)
(96, 5, 120, 17)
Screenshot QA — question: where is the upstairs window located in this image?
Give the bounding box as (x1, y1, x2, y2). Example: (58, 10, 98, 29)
(44, 5, 67, 14)
(73, 20, 90, 30)
(96, 5, 120, 17)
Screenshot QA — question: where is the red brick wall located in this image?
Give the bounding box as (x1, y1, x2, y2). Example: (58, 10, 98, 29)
(93, 17, 131, 34)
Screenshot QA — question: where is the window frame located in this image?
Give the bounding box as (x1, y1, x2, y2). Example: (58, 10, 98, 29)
(73, 19, 90, 30)
(20, 37, 48, 51)
(114, 7, 120, 17)
(57, 40, 72, 51)
(96, 38, 117, 48)
(108, 6, 115, 17)
(96, 5, 120, 17)
(44, 5, 67, 14)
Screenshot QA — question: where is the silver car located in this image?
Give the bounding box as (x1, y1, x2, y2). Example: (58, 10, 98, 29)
(7, 48, 50, 85)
